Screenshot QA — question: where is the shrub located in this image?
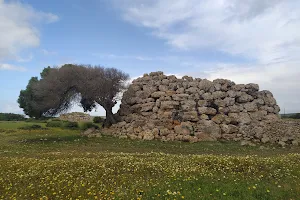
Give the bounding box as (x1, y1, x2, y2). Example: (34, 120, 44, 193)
(46, 119, 79, 129)
(46, 121, 63, 128)
(51, 118, 62, 121)
(18, 124, 46, 130)
(0, 113, 26, 121)
(93, 116, 104, 123)
(62, 121, 79, 129)
(30, 124, 43, 129)
(79, 122, 99, 130)
(282, 113, 300, 119)
(25, 118, 48, 123)
(292, 113, 300, 119)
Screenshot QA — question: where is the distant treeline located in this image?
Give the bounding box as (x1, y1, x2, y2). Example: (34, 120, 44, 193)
(281, 113, 300, 119)
(0, 113, 26, 121)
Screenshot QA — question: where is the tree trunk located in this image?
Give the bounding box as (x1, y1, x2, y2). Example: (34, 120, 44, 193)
(103, 105, 117, 128)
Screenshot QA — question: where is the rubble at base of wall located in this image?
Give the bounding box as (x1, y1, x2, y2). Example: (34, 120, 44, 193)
(103, 120, 300, 147)
(99, 71, 299, 146)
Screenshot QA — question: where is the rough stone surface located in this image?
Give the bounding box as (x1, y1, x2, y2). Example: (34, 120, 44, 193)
(81, 128, 101, 137)
(101, 71, 298, 146)
(60, 112, 93, 122)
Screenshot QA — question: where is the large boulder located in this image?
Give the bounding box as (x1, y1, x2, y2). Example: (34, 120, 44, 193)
(142, 131, 155, 140)
(181, 100, 196, 111)
(197, 120, 221, 139)
(160, 101, 179, 110)
(151, 91, 166, 98)
(236, 93, 254, 103)
(198, 79, 213, 91)
(198, 107, 217, 115)
(174, 122, 194, 135)
(140, 102, 155, 112)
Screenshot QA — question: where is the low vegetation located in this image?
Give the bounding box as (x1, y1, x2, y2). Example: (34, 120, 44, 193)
(79, 121, 99, 130)
(46, 120, 63, 128)
(18, 124, 46, 130)
(45, 119, 99, 130)
(281, 113, 300, 119)
(0, 113, 26, 121)
(0, 121, 299, 199)
(93, 116, 105, 124)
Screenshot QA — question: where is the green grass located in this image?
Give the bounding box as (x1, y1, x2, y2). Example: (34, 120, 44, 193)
(0, 121, 299, 199)
(0, 121, 47, 129)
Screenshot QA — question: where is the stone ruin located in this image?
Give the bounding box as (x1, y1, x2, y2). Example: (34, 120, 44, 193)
(59, 112, 93, 122)
(104, 72, 299, 146)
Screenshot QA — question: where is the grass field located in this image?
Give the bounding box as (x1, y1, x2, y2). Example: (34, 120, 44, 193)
(0, 121, 300, 199)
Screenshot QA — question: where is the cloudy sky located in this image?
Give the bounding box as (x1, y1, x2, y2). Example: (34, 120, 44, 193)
(0, 0, 299, 116)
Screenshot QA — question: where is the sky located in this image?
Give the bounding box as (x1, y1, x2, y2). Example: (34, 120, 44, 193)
(0, 0, 300, 116)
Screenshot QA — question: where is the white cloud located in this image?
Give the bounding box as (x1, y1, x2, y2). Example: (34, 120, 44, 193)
(16, 54, 34, 62)
(0, 0, 59, 61)
(116, 0, 300, 64)
(92, 53, 153, 61)
(41, 49, 57, 56)
(38, 12, 59, 24)
(0, 63, 26, 71)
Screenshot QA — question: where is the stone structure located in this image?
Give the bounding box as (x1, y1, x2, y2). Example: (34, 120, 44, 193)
(104, 72, 299, 146)
(59, 112, 93, 122)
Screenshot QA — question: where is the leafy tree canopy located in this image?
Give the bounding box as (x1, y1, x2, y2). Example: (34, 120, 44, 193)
(18, 76, 44, 118)
(18, 64, 129, 126)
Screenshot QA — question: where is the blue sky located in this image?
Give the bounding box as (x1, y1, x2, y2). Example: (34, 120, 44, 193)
(1, 0, 300, 115)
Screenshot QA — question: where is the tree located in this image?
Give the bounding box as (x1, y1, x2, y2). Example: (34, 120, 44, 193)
(40, 66, 52, 78)
(31, 65, 81, 116)
(18, 66, 57, 118)
(18, 77, 44, 118)
(78, 67, 129, 126)
(23, 64, 129, 127)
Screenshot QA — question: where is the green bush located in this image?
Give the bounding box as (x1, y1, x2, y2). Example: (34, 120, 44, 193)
(93, 116, 104, 123)
(79, 122, 99, 130)
(18, 124, 46, 130)
(0, 113, 26, 121)
(51, 118, 62, 121)
(46, 121, 63, 127)
(25, 118, 48, 123)
(282, 113, 300, 119)
(46, 119, 98, 130)
(292, 113, 300, 119)
(62, 121, 78, 129)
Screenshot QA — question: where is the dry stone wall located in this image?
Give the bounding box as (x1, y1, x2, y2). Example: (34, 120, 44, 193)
(59, 112, 93, 122)
(106, 71, 298, 146)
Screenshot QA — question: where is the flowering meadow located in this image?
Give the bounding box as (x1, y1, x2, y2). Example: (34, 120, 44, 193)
(0, 122, 300, 199)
